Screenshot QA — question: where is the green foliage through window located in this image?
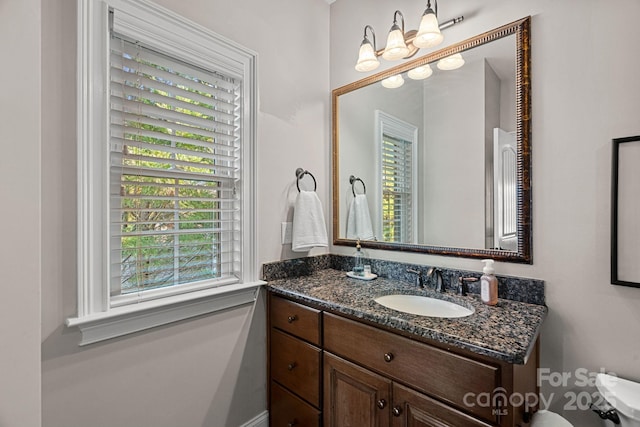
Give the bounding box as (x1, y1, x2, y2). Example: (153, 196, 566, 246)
(110, 35, 240, 295)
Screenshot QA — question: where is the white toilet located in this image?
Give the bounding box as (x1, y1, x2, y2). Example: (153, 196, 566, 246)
(531, 373, 640, 427)
(595, 373, 640, 427)
(531, 409, 573, 427)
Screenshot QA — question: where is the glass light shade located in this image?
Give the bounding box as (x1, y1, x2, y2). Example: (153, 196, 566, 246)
(407, 64, 433, 80)
(355, 41, 380, 72)
(437, 53, 465, 70)
(382, 26, 410, 60)
(381, 74, 404, 89)
(413, 10, 443, 48)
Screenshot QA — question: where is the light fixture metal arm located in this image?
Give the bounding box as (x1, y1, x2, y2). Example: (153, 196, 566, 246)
(439, 16, 464, 31)
(363, 24, 377, 51)
(426, 0, 438, 17)
(393, 10, 405, 34)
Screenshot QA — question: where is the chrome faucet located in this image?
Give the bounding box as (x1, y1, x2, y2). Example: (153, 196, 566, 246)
(406, 268, 425, 288)
(427, 267, 445, 292)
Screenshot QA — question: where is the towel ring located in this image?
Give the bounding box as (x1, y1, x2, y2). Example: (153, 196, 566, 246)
(295, 168, 317, 192)
(349, 175, 366, 197)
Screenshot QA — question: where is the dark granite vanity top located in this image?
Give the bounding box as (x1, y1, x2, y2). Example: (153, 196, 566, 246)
(267, 268, 547, 364)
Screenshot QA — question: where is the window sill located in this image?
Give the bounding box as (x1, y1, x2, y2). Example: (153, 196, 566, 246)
(66, 281, 265, 346)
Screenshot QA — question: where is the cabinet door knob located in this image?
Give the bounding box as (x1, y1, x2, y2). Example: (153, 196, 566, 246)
(287, 420, 298, 427)
(383, 352, 394, 363)
(287, 362, 297, 371)
(287, 315, 298, 323)
(392, 406, 403, 417)
(377, 399, 387, 409)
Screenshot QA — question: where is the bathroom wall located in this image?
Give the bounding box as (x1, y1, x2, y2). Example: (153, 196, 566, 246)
(37, 1, 330, 427)
(330, 0, 640, 425)
(422, 58, 485, 247)
(0, 0, 42, 425)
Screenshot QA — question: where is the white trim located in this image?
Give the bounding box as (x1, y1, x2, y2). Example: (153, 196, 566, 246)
(72, 0, 258, 344)
(110, 277, 240, 308)
(67, 281, 265, 346)
(240, 411, 269, 427)
(77, 0, 110, 318)
(109, 0, 255, 76)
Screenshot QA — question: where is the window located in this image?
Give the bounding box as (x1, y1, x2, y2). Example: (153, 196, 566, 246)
(109, 35, 241, 304)
(376, 111, 418, 244)
(68, 0, 259, 345)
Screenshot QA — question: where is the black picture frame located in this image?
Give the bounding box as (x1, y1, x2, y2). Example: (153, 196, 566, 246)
(611, 135, 640, 287)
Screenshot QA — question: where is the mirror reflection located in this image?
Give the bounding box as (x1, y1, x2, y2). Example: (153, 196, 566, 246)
(333, 17, 531, 263)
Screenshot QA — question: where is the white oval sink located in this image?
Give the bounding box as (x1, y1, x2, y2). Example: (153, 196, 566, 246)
(374, 294, 474, 318)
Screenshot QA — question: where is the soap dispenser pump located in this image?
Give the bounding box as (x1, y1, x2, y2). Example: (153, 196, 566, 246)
(353, 239, 364, 276)
(480, 259, 498, 306)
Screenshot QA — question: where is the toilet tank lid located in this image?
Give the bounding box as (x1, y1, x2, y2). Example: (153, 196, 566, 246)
(597, 373, 640, 420)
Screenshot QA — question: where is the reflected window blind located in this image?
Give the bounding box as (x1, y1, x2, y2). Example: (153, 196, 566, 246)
(381, 134, 413, 243)
(109, 33, 241, 299)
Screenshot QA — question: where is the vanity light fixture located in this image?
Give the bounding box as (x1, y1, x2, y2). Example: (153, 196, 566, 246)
(437, 53, 465, 70)
(407, 64, 433, 80)
(382, 11, 410, 61)
(414, 0, 443, 48)
(381, 74, 405, 88)
(355, 25, 380, 72)
(355, 1, 463, 72)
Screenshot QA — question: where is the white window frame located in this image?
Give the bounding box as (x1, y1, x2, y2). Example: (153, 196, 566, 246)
(66, 0, 262, 346)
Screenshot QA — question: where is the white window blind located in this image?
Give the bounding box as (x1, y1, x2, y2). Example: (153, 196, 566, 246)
(109, 33, 241, 302)
(381, 134, 413, 243)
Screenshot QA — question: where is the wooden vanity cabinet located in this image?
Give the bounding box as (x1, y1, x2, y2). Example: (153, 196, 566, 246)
(269, 295, 323, 427)
(269, 293, 538, 427)
(323, 313, 501, 424)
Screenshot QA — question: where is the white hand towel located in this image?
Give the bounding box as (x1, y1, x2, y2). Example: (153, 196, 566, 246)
(346, 194, 375, 240)
(292, 190, 329, 252)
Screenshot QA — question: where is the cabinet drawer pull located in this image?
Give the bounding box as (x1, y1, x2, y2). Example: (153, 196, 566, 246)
(287, 315, 298, 323)
(287, 362, 297, 371)
(383, 352, 394, 362)
(392, 406, 402, 416)
(377, 399, 387, 409)
(287, 420, 298, 427)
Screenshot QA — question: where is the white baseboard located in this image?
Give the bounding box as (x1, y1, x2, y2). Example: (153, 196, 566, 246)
(240, 410, 268, 427)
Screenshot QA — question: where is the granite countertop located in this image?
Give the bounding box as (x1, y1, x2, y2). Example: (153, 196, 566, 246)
(267, 269, 547, 364)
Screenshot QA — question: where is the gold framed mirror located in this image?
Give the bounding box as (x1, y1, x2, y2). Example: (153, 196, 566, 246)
(332, 17, 531, 263)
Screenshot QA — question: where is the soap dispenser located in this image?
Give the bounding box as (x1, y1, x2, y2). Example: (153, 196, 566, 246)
(353, 239, 364, 276)
(480, 259, 498, 306)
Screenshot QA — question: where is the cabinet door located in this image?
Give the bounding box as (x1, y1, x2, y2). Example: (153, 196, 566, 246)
(324, 352, 392, 427)
(391, 383, 493, 427)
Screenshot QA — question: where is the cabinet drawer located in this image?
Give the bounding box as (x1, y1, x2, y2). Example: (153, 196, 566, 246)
(271, 328, 322, 407)
(324, 313, 499, 423)
(271, 295, 321, 345)
(271, 381, 321, 427)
